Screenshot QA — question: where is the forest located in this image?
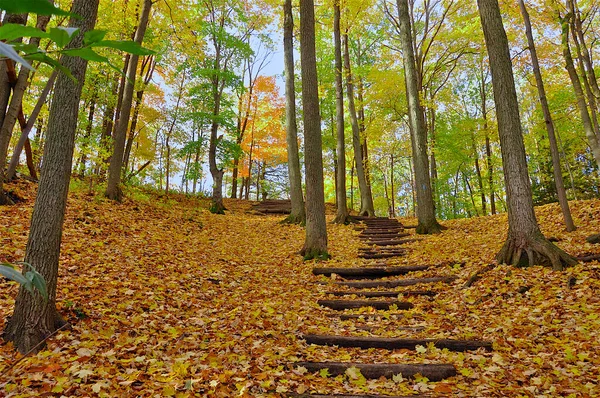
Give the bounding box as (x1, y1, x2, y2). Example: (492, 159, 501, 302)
(1, 0, 600, 396)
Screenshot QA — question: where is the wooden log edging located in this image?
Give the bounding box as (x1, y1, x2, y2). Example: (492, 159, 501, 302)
(289, 394, 427, 398)
(303, 334, 493, 352)
(317, 299, 414, 311)
(290, 361, 457, 381)
(326, 290, 437, 298)
(336, 276, 456, 289)
(313, 265, 428, 277)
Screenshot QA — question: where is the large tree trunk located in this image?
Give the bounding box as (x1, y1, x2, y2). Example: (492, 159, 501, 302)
(105, 0, 152, 201)
(477, 0, 577, 270)
(343, 33, 375, 217)
(299, 0, 328, 259)
(397, 0, 441, 234)
(282, 0, 306, 224)
(3, 0, 99, 354)
(332, 1, 348, 224)
(519, 0, 575, 232)
(558, 13, 600, 171)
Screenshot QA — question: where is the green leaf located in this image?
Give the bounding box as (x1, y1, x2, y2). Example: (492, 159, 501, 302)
(0, 42, 34, 70)
(0, 264, 29, 286)
(84, 30, 107, 46)
(0, 24, 49, 42)
(63, 47, 109, 63)
(0, 0, 72, 16)
(26, 52, 76, 82)
(48, 27, 78, 49)
(93, 40, 155, 55)
(28, 271, 48, 302)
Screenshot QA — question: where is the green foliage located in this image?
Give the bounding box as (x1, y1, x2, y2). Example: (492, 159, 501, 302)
(0, 0, 71, 16)
(0, 262, 48, 301)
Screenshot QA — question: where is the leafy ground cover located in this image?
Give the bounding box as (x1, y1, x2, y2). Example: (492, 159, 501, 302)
(1, 180, 599, 397)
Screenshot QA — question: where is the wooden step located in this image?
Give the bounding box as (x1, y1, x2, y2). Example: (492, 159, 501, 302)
(368, 239, 417, 246)
(317, 299, 413, 311)
(291, 362, 457, 381)
(303, 334, 493, 352)
(332, 313, 407, 320)
(336, 276, 456, 289)
(313, 265, 428, 278)
(326, 290, 437, 298)
(358, 252, 405, 259)
(290, 394, 426, 398)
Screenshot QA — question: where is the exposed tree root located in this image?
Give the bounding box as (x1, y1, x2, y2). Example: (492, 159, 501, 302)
(332, 212, 350, 225)
(209, 200, 226, 214)
(0, 191, 15, 206)
(496, 234, 578, 271)
(281, 213, 306, 225)
(415, 220, 445, 235)
(301, 247, 330, 261)
(105, 185, 124, 202)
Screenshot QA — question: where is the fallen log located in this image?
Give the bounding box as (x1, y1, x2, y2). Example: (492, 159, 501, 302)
(291, 361, 457, 381)
(326, 290, 437, 298)
(313, 265, 428, 277)
(332, 313, 407, 320)
(303, 334, 493, 352)
(368, 239, 417, 246)
(317, 299, 414, 311)
(336, 276, 456, 289)
(576, 253, 600, 262)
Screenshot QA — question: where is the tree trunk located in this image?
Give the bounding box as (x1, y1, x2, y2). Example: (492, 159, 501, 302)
(343, 33, 374, 217)
(105, 0, 152, 201)
(519, 0, 575, 231)
(332, 1, 348, 224)
(397, 0, 441, 234)
(477, 0, 577, 270)
(390, 154, 396, 217)
(558, 13, 600, 171)
(299, 0, 328, 259)
(7, 70, 57, 181)
(282, 0, 306, 224)
(77, 92, 97, 176)
(480, 66, 496, 215)
(3, 0, 99, 354)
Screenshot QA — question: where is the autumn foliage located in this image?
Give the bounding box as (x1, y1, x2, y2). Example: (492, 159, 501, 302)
(1, 181, 599, 396)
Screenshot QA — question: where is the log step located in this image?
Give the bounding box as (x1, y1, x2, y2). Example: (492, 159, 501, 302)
(290, 394, 425, 398)
(358, 252, 405, 259)
(326, 290, 437, 298)
(336, 276, 456, 289)
(303, 334, 493, 352)
(313, 266, 428, 278)
(291, 362, 457, 381)
(368, 239, 416, 246)
(317, 299, 413, 311)
(333, 313, 407, 320)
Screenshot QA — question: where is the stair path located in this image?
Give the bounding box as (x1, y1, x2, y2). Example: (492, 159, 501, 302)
(292, 216, 493, 397)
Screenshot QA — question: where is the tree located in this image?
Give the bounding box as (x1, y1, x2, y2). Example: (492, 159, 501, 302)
(333, 0, 349, 224)
(396, 0, 442, 234)
(518, 0, 575, 232)
(4, 0, 100, 353)
(299, 0, 328, 259)
(105, 0, 153, 201)
(477, 0, 577, 270)
(282, 0, 305, 224)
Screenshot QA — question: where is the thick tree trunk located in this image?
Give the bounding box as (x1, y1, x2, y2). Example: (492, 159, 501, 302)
(282, 0, 306, 224)
(477, 0, 577, 270)
(559, 13, 600, 171)
(3, 0, 99, 353)
(519, 0, 575, 231)
(299, 0, 328, 259)
(343, 33, 375, 217)
(332, 2, 348, 224)
(397, 0, 441, 234)
(105, 0, 152, 201)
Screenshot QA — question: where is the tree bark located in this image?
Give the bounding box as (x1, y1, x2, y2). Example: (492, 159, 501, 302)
(3, 0, 99, 354)
(343, 33, 375, 217)
(397, 0, 441, 234)
(282, 0, 306, 224)
(477, 0, 577, 270)
(519, 0, 575, 231)
(558, 13, 600, 171)
(6, 71, 57, 181)
(332, 1, 349, 224)
(299, 0, 328, 259)
(105, 0, 152, 201)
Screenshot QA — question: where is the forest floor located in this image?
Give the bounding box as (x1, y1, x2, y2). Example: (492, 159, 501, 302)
(1, 179, 600, 397)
